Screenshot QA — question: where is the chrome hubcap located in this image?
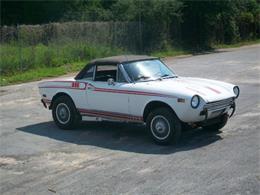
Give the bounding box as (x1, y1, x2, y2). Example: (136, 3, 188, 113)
(155, 121, 166, 133)
(150, 115, 171, 140)
(56, 103, 70, 124)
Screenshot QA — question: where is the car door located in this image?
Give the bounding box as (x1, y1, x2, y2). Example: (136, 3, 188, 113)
(85, 64, 129, 119)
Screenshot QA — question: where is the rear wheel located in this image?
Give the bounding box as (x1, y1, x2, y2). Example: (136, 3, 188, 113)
(146, 107, 182, 145)
(52, 95, 81, 129)
(203, 114, 228, 131)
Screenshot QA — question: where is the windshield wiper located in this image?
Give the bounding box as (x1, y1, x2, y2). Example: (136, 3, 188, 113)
(135, 75, 151, 81)
(157, 74, 177, 80)
(161, 74, 170, 78)
(165, 75, 178, 79)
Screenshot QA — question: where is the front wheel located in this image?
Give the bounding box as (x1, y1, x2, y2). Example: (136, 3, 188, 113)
(146, 107, 182, 145)
(52, 95, 81, 129)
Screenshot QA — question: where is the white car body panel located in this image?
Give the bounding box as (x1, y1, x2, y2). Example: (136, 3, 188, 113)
(38, 75, 237, 123)
(86, 81, 129, 114)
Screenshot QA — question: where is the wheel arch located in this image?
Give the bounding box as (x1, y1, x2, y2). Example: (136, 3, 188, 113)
(143, 101, 178, 122)
(50, 92, 75, 110)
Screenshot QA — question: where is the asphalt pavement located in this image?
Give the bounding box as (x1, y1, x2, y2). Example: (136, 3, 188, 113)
(0, 44, 259, 195)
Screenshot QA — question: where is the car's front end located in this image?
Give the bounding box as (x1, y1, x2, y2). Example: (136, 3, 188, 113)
(176, 81, 240, 128)
(134, 75, 239, 125)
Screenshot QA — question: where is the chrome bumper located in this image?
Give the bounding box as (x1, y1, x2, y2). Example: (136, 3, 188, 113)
(200, 101, 236, 122)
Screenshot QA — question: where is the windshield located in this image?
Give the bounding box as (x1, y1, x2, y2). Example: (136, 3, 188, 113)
(123, 59, 177, 82)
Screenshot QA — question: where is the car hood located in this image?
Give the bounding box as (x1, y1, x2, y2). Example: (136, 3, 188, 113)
(136, 77, 236, 102)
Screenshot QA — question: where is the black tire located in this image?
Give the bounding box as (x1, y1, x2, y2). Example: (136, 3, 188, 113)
(52, 95, 81, 129)
(146, 107, 182, 145)
(203, 114, 228, 132)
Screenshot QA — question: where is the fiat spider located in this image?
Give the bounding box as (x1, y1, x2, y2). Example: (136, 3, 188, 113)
(38, 55, 239, 144)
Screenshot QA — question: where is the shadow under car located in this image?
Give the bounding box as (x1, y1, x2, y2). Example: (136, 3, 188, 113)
(17, 121, 223, 155)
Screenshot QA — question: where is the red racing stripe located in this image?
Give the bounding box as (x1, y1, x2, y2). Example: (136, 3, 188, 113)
(39, 82, 87, 90)
(186, 87, 206, 96)
(206, 86, 221, 94)
(40, 81, 176, 98)
(78, 108, 143, 121)
(93, 87, 177, 98)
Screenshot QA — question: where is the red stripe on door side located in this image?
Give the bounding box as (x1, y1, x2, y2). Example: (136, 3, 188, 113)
(78, 108, 143, 121)
(93, 88, 177, 98)
(39, 82, 87, 90)
(39, 81, 177, 98)
(78, 108, 142, 120)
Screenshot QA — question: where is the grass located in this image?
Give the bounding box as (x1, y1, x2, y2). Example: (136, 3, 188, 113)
(0, 41, 124, 86)
(1, 38, 259, 86)
(0, 42, 124, 75)
(0, 62, 85, 86)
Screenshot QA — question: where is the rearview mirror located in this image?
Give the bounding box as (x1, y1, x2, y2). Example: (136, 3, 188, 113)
(107, 78, 115, 85)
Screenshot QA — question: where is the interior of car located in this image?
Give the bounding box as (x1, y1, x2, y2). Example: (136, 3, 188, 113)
(95, 69, 117, 81)
(77, 64, 127, 83)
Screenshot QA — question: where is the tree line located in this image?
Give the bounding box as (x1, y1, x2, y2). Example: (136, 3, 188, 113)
(1, 0, 259, 49)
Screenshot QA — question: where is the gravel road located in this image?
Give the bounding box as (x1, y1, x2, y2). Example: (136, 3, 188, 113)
(0, 45, 259, 195)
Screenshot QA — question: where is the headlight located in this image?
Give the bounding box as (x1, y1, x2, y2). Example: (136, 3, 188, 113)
(233, 86, 240, 98)
(191, 95, 200, 109)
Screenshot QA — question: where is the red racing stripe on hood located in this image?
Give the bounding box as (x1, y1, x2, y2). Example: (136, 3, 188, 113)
(206, 86, 221, 94)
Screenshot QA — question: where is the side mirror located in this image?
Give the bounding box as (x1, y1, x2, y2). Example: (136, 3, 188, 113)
(107, 78, 115, 85)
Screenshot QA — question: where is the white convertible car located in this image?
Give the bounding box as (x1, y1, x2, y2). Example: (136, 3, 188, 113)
(38, 55, 239, 144)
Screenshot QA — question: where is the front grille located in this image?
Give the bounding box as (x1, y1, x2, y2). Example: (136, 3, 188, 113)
(204, 98, 234, 111)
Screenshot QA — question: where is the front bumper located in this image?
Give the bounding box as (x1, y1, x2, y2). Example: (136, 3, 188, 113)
(200, 101, 236, 122)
